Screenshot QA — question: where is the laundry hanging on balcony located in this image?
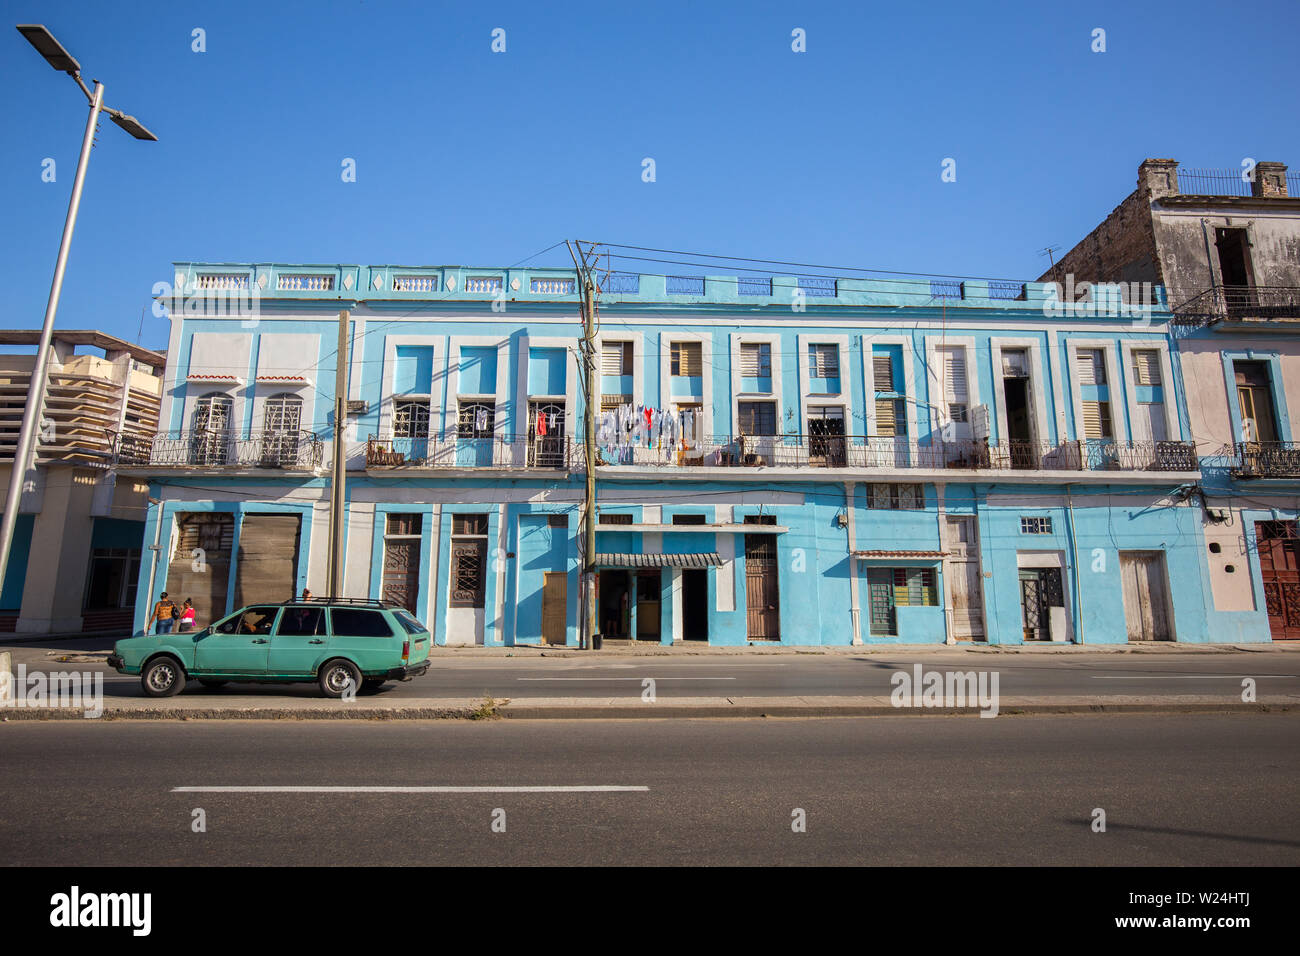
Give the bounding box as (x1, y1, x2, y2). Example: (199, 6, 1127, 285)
(474, 407, 489, 432)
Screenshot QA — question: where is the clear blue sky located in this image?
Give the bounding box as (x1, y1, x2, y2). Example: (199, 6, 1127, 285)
(2, 0, 1296, 351)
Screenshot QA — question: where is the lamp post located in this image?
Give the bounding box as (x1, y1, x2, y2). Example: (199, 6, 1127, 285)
(0, 25, 156, 608)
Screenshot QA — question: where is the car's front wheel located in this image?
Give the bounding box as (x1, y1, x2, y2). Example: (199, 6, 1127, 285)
(142, 657, 186, 698)
(318, 659, 361, 699)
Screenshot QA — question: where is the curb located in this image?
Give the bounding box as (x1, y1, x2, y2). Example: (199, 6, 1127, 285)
(1, 701, 1294, 721)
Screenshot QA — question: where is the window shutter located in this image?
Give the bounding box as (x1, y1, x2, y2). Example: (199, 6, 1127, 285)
(602, 343, 629, 375)
(873, 355, 895, 392)
(740, 344, 760, 377)
(1076, 349, 1105, 385)
(681, 343, 702, 376)
(1132, 350, 1161, 386)
(875, 398, 898, 437)
(810, 345, 838, 378)
(1081, 400, 1112, 439)
(939, 347, 967, 402)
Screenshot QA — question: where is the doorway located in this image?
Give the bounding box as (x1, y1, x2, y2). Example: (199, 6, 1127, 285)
(681, 569, 708, 641)
(1119, 551, 1173, 641)
(1215, 228, 1255, 314)
(635, 570, 661, 641)
(599, 570, 631, 639)
(1019, 567, 1063, 641)
(944, 517, 985, 640)
(542, 572, 567, 645)
(1254, 521, 1300, 640)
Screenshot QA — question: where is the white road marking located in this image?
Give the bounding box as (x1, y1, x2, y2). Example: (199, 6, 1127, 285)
(516, 676, 736, 681)
(172, 785, 649, 793)
(1090, 675, 1298, 680)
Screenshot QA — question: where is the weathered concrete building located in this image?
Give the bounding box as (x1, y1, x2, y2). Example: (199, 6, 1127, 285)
(0, 331, 164, 633)
(1044, 158, 1300, 641)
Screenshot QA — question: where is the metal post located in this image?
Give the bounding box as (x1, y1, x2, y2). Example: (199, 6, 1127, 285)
(326, 309, 350, 598)
(0, 82, 103, 597)
(582, 278, 598, 650)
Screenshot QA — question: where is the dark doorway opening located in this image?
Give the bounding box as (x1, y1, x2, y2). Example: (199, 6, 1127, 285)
(681, 569, 708, 641)
(1215, 228, 1255, 314)
(636, 570, 661, 641)
(1002, 377, 1035, 469)
(599, 569, 631, 639)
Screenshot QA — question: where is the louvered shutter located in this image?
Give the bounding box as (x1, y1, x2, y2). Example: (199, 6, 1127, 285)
(1082, 400, 1112, 439)
(875, 398, 898, 437)
(1076, 349, 1105, 385)
(940, 347, 967, 402)
(602, 343, 628, 375)
(674, 343, 702, 376)
(873, 355, 895, 391)
(810, 345, 839, 378)
(1132, 350, 1162, 386)
(739, 344, 760, 376)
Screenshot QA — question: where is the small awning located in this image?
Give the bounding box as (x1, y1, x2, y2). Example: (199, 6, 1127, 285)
(596, 552, 722, 569)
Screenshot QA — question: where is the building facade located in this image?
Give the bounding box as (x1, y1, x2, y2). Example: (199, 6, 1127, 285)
(0, 330, 164, 633)
(120, 261, 1230, 646)
(1044, 157, 1300, 642)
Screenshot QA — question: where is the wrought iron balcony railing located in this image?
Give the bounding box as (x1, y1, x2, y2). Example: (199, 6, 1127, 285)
(600, 436, 1197, 473)
(365, 435, 573, 469)
(1230, 441, 1300, 479)
(1173, 286, 1300, 327)
(115, 429, 324, 469)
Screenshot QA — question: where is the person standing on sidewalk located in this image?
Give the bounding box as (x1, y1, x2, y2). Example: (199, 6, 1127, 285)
(147, 592, 178, 634)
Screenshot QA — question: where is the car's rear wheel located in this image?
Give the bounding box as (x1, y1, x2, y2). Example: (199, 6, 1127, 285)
(142, 657, 186, 698)
(318, 659, 361, 699)
(198, 679, 228, 689)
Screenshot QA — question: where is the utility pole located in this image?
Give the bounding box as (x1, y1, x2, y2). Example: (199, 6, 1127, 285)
(326, 309, 349, 598)
(567, 241, 599, 650)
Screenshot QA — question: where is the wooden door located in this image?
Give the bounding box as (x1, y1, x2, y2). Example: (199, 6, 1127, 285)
(944, 517, 984, 640)
(744, 534, 779, 640)
(1255, 521, 1300, 639)
(382, 539, 420, 613)
(542, 572, 567, 645)
(1120, 551, 1172, 641)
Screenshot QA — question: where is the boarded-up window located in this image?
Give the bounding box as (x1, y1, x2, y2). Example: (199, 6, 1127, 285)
(670, 342, 702, 377)
(1082, 400, 1113, 439)
(1076, 348, 1106, 385)
(166, 513, 233, 625)
(808, 344, 839, 378)
(873, 355, 895, 391)
(602, 342, 632, 375)
(233, 514, 301, 609)
(739, 343, 771, 377)
(1132, 349, 1162, 386)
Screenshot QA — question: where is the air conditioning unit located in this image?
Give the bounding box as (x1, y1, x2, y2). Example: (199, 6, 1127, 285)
(345, 400, 368, 415)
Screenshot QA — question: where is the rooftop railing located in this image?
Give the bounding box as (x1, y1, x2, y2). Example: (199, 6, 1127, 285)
(115, 429, 323, 469)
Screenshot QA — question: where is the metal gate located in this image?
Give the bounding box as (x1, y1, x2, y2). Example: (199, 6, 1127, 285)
(1019, 567, 1062, 641)
(867, 567, 896, 636)
(807, 409, 846, 467)
(261, 394, 303, 466)
(744, 534, 779, 640)
(1255, 520, 1300, 640)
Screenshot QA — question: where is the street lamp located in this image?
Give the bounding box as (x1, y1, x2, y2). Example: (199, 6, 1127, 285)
(0, 25, 157, 608)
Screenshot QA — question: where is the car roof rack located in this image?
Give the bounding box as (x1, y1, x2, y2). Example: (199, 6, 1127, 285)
(279, 597, 397, 608)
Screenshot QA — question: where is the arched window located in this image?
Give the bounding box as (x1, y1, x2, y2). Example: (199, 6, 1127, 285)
(262, 393, 304, 466)
(191, 393, 233, 465)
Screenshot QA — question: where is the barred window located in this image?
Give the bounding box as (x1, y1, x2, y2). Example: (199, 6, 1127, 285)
(457, 402, 495, 438)
(1020, 516, 1053, 534)
(892, 568, 938, 606)
(450, 515, 488, 608)
(738, 401, 777, 436)
(393, 400, 430, 438)
(599, 513, 634, 525)
(867, 483, 924, 509)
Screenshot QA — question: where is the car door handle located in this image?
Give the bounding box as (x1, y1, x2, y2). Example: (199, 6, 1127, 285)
(251, 639, 269, 644)
(308, 639, 325, 645)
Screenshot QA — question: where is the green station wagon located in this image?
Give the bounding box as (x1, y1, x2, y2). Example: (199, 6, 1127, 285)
(108, 598, 432, 698)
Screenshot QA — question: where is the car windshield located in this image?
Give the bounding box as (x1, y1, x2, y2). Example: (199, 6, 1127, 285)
(393, 609, 427, 634)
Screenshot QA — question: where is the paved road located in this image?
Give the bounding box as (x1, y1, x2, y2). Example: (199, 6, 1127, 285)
(1, 715, 1296, 865)
(8, 638, 1300, 703)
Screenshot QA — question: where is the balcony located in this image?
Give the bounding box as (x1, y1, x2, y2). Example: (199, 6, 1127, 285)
(365, 435, 573, 470)
(115, 429, 323, 470)
(599, 435, 1198, 474)
(1231, 442, 1300, 479)
(1173, 286, 1300, 327)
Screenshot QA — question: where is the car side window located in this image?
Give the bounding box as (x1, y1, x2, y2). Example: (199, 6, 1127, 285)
(329, 609, 394, 638)
(276, 606, 324, 637)
(237, 607, 279, 635)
